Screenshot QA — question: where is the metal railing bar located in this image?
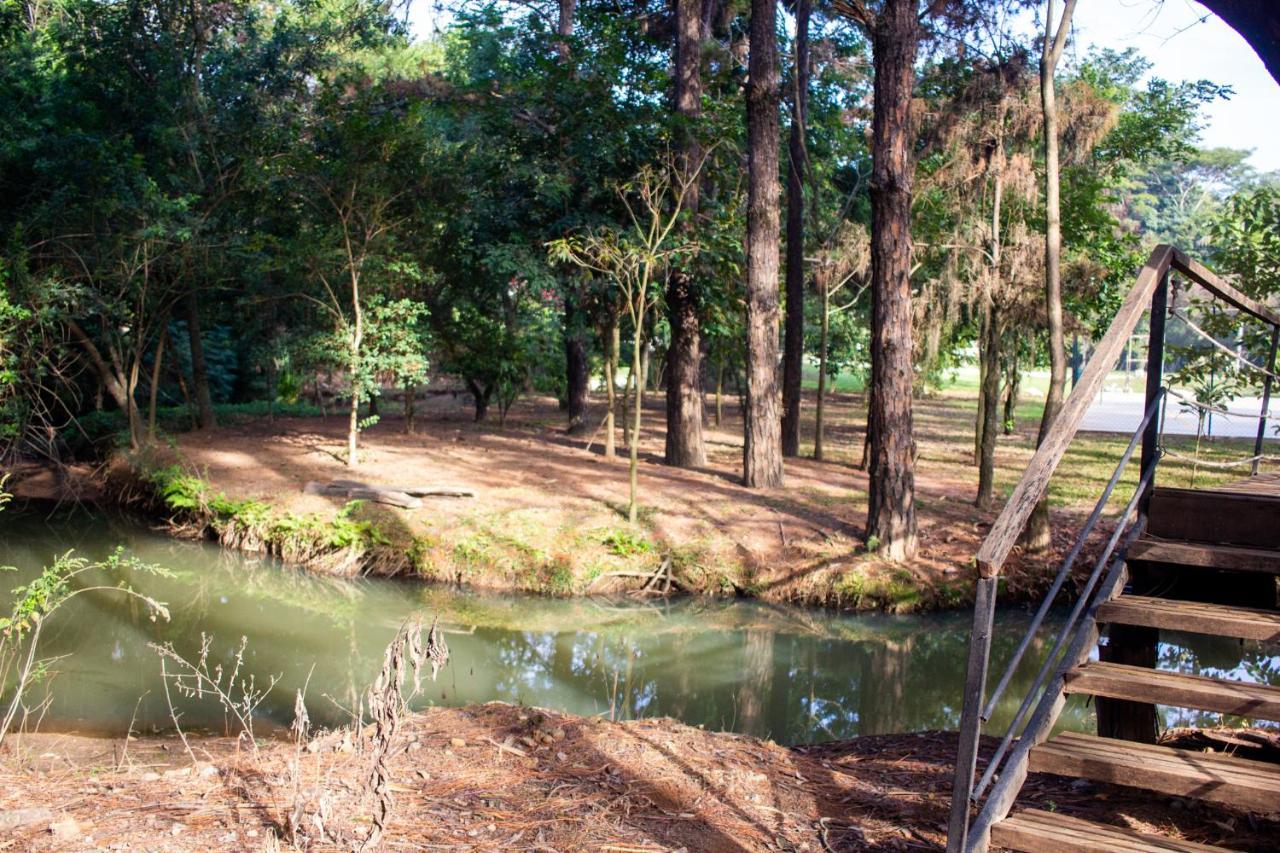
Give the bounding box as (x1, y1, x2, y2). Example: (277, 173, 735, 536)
(978, 390, 1164, 724)
(964, 518, 1145, 853)
(971, 459, 1159, 801)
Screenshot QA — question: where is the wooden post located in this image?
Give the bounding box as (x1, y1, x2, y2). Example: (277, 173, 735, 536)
(1096, 272, 1167, 745)
(1253, 325, 1278, 476)
(1138, 272, 1168, 516)
(946, 576, 997, 853)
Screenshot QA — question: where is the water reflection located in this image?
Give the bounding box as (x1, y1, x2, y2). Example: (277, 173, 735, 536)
(1, 511, 1276, 743)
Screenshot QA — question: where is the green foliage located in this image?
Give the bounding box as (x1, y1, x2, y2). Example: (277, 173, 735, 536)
(148, 464, 388, 555)
(600, 528, 653, 557)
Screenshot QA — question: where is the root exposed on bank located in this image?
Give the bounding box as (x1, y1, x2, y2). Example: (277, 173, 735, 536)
(1, 705, 1275, 851)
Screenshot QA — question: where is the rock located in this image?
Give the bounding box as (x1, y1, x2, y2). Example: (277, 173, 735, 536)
(170, 822, 186, 836)
(449, 737, 466, 749)
(48, 816, 81, 841)
(162, 767, 191, 779)
(140, 772, 161, 782)
(0, 807, 53, 831)
(551, 728, 566, 741)
(246, 829, 259, 838)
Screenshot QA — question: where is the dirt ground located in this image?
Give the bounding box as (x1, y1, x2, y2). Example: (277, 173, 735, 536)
(116, 388, 1112, 609)
(1, 702, 1274, 851)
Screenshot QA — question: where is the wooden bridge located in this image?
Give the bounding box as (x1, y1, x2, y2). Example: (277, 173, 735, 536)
(947, 246, 1280, 852)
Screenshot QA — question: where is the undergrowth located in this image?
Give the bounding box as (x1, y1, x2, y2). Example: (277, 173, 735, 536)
(148, 465, 399, 576)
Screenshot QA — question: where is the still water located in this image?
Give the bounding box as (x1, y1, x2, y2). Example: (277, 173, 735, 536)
(1, 510, 1276, 744)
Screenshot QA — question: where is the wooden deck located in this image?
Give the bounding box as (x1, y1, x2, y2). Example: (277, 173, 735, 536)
(989, 474, 1280, 852)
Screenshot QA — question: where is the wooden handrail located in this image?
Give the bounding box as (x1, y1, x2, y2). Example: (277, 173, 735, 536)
(1170, 248, 1280, 327)
(974, 244, 1280, 580)
(974, 244, 1174, 579)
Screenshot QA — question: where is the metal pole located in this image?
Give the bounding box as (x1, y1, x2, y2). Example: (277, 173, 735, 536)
(1140, 272, 1168, 514)
(1253, 326, 1279, 476)
(946, 576, 998, 853)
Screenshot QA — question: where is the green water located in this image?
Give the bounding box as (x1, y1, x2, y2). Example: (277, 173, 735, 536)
(0, 511, 1275, 744)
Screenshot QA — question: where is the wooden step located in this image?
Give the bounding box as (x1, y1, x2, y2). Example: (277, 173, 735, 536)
(1028, 731, 1280, 813)
(1126, 539, 1280, 575)
(991, 809, 1233, 852)
(1147, 487, 1280, 549)
(1064, 662, 1280, 721)
(1097, 595, 1280, 642)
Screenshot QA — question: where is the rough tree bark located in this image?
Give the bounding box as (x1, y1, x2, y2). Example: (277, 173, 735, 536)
(558, 0, 590, 436)
(564, 292, 590, 434)
(976, 97, 1007, 509)
(781, 0, 811, 458)
(664, 0, 708, 467)
(976, 302, 1003, 509)
(743, 0, 784, 489)
(1025, 0, 1077, 551)
(185, 292, 216, 430)
(864, 0, 919, 557)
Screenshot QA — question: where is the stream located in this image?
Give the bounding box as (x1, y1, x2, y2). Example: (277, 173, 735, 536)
(2, 509, 1277, 744)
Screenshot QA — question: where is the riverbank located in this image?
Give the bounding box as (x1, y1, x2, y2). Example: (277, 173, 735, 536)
(11, 387, 1272, 612)
(2, 702, 1274, 851)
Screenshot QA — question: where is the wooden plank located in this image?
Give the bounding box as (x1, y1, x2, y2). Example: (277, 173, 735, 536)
(1172, 249, 1280, 328)
(976, 245, 1174, 579)
(1097, 595, 1280, 641)
(991, 809, 1233, 853)
(1146, 488, 1280, 549)
(1127, 539, 1280, 575)
(1029, 731, 1280, 813)
(1213, 471, 1280, 498)
(1064, 661, 1280, 721)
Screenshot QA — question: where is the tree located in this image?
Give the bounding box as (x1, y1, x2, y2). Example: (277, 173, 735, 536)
(1024, 0, 1077, 550)
(743, 0, 784, 489)
(664, 0, 708, 468)
(781, 0, 812, 458)
(550, 162, 701, 524)
(833, 0, 924, 558)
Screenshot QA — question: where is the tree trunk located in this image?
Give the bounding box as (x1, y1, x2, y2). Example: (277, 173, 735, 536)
(67, 320, 144, 450)
(1002, 353, 1020, 435)
(976, 302, 1002, 509)
(975, 312, 986, 463)
(664, 0, 707, 468)
(715, 358, 724, 427)
(743, 0, 783, 489)
(621, 348, 635, 447)
(1026, 0, 1077, 553)
(628, 322, 645, 524)
(404, 381, 416, 434)
(185, 292, 216, 430)
(467, 379, 490, 423)
(815, 276, 829, 461)
(564, 294, 590, 435)
(148, 329, 167, 444)
(977, 103, 1008, 508)
(864, 0, 919, 558)
(606, 318, 619, 457)
(780, 0, 811, 458)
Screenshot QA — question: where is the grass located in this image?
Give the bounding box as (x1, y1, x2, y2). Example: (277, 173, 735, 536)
(148, 464, 395, 573)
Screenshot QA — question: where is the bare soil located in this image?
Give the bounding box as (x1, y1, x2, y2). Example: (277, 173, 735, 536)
(1, 703, 1274, 851)
(75, 388, 1109, 610)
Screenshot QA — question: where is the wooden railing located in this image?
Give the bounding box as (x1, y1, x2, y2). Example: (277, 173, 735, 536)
(945, 245, 1280, 853)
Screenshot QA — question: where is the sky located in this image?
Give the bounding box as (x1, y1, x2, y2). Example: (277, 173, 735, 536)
(1070, 0, 1280, 172)
(407, 0, 1280, 173)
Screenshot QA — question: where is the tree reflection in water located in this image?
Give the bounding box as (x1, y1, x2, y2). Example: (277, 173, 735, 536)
(1, 512, 1275, 742)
